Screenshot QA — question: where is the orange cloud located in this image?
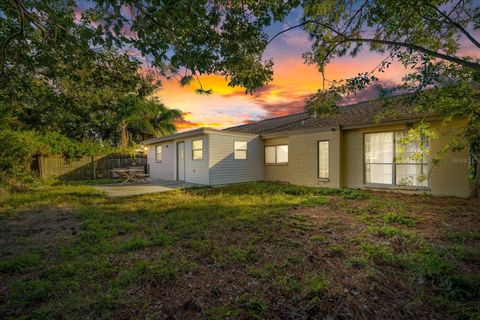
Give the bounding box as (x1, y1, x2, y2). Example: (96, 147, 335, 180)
(154, 50, 411, 130)
(174, 112, 224, 131)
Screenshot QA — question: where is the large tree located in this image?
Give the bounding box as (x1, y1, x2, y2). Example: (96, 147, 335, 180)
(0, 1, 182, 146)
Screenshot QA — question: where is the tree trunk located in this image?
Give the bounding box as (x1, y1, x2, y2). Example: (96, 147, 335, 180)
(474, 160, 480, 199)
(119, 121, 129, 147)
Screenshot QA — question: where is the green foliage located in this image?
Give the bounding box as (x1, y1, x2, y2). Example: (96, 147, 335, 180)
(383, 212, 416, 227)
(302, 272, 330, 299)
(226, 246, 258, 264)
(0, 252, 41, 274)
(8, 279, 54, 310)
(117, 237, 152, 252)
(0, 130, 41, 184)
(0, 129, 115, 186)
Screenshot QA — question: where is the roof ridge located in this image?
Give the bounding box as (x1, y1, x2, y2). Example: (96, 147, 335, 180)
(225, 111, 308, 131)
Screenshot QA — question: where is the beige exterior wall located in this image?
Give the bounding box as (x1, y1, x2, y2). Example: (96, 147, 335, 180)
(263, 128, 342, 188)
(341, 119, 470, 197)
(264, 119, 470, 197)
(427, 120, 470, 197)
(264, 137, 290, 183)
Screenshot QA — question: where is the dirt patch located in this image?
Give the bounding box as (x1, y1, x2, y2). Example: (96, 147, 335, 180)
(0, 207, 79, 256)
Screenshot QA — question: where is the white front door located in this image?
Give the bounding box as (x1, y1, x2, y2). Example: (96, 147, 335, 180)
(177, 142, 185, 181)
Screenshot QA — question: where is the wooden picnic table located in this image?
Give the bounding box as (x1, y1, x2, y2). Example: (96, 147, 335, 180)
(111, 168, 149, 184)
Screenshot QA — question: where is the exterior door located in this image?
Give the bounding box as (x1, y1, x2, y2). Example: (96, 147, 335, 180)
(177, 142, 185, 181)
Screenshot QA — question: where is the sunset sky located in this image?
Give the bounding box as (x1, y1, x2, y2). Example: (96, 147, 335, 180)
(76, 3, 479, 131)
(156, 7, 479, 131)
(158, 8, 407, 131)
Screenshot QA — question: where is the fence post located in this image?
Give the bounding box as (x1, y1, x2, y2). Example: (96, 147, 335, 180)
(92, 155, 96, 180)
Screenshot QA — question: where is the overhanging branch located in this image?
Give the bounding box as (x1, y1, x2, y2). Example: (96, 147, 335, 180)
(267, 19, 480, 71)
(328, 38, 480, 70)
(1, 0, 25, 75)
(426, 3, 480, 49)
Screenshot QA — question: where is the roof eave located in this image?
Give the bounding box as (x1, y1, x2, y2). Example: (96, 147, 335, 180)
(260, 115, 443, 138)
(141, 127, 260, 145)
(141, 128, 206, 145)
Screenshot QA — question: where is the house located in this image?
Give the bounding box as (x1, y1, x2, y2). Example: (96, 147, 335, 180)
(142, 99, 470, 197)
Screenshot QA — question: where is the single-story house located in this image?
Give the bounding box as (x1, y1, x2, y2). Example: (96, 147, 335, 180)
(142, 100, 470, 197)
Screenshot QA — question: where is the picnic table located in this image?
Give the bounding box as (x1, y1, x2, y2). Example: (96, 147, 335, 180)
(111, 168, 150, 184)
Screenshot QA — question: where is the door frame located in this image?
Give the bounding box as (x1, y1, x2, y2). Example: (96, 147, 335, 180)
(176, 141, 185, 181)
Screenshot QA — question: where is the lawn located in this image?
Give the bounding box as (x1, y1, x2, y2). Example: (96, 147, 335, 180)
(0, 182, 479, 319)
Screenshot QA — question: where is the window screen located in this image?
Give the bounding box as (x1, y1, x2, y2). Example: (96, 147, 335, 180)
(155, 145, 162, 162)
(234, 141, 247, 159)
(265, 145, 288, 164)
(364, 131, 429, 186)
(318, 141, 329, 179)
(192, 139, 203, 160)
(265, 146, 276, 164)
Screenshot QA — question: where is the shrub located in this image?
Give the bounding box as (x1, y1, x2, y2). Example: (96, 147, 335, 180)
(0, 130, 43, 187)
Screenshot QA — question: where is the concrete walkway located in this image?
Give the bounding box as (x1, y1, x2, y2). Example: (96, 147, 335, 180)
(93, 180, 198, 197)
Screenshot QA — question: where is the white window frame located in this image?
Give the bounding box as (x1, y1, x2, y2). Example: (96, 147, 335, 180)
(264, 145, 288, 164)
(155, 145, 162, 162)
(364, 130, 429, 187)
(234, 140, 248, 160)
(318, 140, 330, 179)
(192, 139, 203, 160)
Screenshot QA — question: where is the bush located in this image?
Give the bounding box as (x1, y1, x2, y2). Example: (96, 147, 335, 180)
(0, 129, 120, 189)
(0, 130, 42, 187)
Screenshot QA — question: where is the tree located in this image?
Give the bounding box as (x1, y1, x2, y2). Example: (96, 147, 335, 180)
(1, 46, 182, 146)
(116, 97, 183, 147)
(1, 1, 182, 148)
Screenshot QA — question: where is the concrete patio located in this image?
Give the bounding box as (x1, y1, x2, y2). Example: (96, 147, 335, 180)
(93, 179, 198, 197)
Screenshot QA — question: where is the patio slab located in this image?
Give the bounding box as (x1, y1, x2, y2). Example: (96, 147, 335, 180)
(93, 180, 198, 197)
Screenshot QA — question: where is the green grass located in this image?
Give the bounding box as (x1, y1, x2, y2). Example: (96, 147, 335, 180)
(383, 212, 416, 227)
(0, 252, 42, 273)
(56, 178, 123, 185)
(0, 181, 478, 319)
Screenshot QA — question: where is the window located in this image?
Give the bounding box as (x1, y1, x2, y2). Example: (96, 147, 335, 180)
(318, 141, 329, 179)
(155, 145, 162, 162)
(265, 146, 276, 164)
(234, 141, 247, 159)
(192, 139, 203, 160)
(265, 145, 288, 164)
(364, 131, 429, 187)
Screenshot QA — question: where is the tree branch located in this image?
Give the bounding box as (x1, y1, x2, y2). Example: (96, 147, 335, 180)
(426, 3, 480, 49)
(268, 19, 480, 70)
(267, 20, 348, 45)
(328, 37, 480, 70)
(1, 0, 25, 75)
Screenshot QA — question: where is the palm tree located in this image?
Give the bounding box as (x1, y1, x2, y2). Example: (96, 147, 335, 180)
(119, 98, 183, 146)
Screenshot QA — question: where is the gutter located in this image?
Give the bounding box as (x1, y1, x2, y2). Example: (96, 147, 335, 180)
(260, 115, 443, 139)
(141, 127, 259, 145)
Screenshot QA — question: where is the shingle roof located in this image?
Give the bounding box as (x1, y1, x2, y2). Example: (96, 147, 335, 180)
(224, 99, 432, 135)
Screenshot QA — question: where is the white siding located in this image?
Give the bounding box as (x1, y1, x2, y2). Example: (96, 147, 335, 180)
(209, 132, 264, 185)
(147, 142, 175, 180)
(183, 135, 210, 185)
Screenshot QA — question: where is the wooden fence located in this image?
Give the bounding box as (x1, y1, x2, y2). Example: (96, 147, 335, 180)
(32, 154, 147, 181)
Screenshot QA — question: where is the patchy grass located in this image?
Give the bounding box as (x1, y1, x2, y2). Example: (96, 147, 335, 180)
(0, 181, 479, 319)
(58, 178, 122, 185)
